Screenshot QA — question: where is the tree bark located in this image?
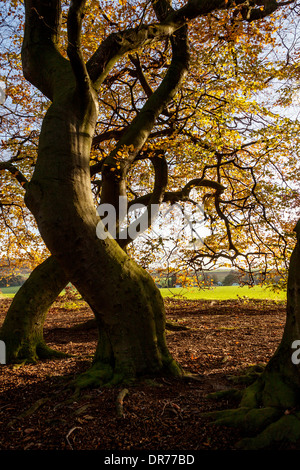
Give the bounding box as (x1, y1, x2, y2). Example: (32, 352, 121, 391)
(23, 79, 182, 385)
(16, 0, 191, 384)
(0, 256, 68, 363)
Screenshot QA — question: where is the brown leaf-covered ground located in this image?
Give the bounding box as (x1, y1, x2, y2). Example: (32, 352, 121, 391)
(0, 291, 289, 452)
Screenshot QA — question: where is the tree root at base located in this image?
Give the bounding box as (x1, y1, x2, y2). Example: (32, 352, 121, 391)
(4, 341, 70, 365)
(203, 366, 300, 450)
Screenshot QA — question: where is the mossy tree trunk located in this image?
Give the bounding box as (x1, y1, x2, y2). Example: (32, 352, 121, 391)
(0, 256, 68, 363)
(206, 227, 300, 449)
(24, 88, 182, 385)
(1, 8, 188, 369)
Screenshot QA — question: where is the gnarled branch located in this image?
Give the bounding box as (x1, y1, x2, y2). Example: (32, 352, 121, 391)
(22, 0, 70, 101)
(128, 177, 225, 209)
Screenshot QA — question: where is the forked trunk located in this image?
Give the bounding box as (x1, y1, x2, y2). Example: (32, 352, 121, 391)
(25, 87, 181, 386)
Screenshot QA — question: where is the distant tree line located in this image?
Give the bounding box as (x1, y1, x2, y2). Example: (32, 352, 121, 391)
(0, 274, 26, 288)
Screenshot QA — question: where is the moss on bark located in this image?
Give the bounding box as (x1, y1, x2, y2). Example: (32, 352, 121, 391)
(0, 256, 68, 363)
(71, 263, 184, 392)
(236, 413, 300, 450)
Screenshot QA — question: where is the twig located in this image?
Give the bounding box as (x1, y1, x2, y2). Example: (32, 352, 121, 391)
(161, 400, 183, 418)
(66, 426, 82, 450)
(116, 388, 129, 418)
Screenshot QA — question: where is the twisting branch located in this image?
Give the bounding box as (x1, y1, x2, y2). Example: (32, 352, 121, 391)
(213, 190, 241, 254)
(67, 0, 90, 93)
(119, 152, 168, 248)
(128, 175, 225, 209)
(100, 25, 190, 209)
(86, 24, 179, 89)
(92, 129, 125, 150)
(22, 0, 69, 101)
(87, 0, 291, 89)
(87, 0, 247, 89)
(239, 0, 295, 21)
(0, 162, 29, 189)
(183, 141, 291, 282)
(97, 0, 191, 219)
(128, 53, 153, 99)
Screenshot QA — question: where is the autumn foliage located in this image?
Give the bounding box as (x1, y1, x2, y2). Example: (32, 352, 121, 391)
(0, 0, 299, 286)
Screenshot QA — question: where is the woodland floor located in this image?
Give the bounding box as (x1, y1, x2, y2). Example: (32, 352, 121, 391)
(0, 290, 292, 452)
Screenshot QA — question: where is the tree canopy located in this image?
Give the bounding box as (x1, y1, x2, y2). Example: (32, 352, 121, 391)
(1, 0, 300, 285)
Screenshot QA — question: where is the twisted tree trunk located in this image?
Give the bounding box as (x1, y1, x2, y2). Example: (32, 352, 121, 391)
(13, 0, 192, 385)
(24, 87, 182, 385)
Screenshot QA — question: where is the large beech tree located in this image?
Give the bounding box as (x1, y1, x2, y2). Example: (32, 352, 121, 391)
(1, 0, 287, 377)
(2, 0, 300, 448)
(1, 0, 295, 364)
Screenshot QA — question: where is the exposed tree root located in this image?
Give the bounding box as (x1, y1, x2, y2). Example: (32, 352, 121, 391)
(8, 397, 50, 427)
(71, 319, 97, 330)
(205, 404, 300, 450)
(73, 363, 115, 391)
(3, 340, 69, 365)
(226, 363, 266, 385)
(237, 412, 300, 449)
(165, 320, 190, 331)
(206, 364, 265, 403)
(36, 343, 70, 360)
(71, 362, 135, 400)
(70, 353, 184, 400)
(203, 364, 300, 449)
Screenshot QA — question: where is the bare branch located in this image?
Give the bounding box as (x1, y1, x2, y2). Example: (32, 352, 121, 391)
(0, 162, 29, 188)
(128, 177, 225, 208)
(128, 53, 153, 99)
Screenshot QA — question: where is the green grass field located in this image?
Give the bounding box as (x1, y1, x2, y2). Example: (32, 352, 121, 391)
(0, 285, 76, 299)
(0, 286, 20, 298)
(0, 284, 286, 301)
(160, 285, 286, 301)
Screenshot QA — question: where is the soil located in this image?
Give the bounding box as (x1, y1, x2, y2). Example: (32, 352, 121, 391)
(0, 290, 290, 452)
